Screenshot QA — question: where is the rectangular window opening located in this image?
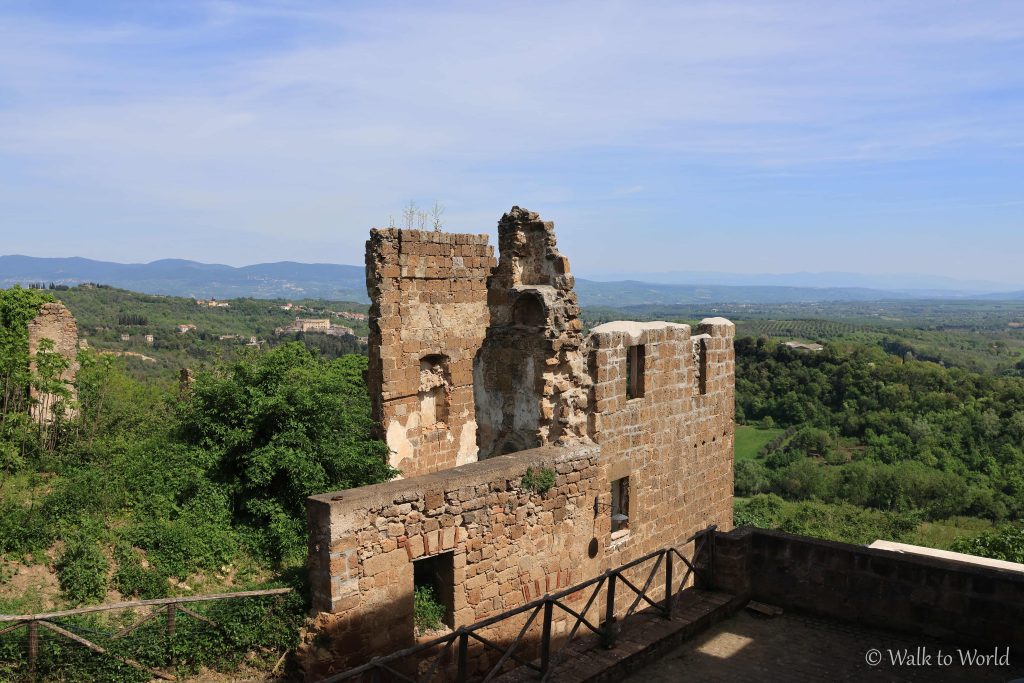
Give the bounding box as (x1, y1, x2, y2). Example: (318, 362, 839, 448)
(413, 551, 455, 632)
(696, 338, 708, 396)
(626, 345, 645, 400)
(611, 476, 630, 536)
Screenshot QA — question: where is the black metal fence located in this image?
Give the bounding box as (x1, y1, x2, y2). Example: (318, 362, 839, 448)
(319, 526, 716, 683)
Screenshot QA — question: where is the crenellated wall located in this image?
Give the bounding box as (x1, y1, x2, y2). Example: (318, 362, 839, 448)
(587, 318, 735, 565)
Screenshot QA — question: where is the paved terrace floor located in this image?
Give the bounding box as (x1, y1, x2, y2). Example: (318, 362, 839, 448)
(623, 609, 1024, 683)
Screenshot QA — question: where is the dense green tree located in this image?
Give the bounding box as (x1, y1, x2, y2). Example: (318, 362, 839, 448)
(735, 338, 1024, 522)
(176, 343, 394, 562)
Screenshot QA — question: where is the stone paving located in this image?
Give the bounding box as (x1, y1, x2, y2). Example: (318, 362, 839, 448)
(623, 609, 1024, 683)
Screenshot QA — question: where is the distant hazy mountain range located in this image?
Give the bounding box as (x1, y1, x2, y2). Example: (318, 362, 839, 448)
(3, 255, 1024, 307)
(1, 255, 368, 302)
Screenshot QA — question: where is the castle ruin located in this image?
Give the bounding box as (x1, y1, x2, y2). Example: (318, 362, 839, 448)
(27, 301, 79, 423)
(305, 208, 735, 677)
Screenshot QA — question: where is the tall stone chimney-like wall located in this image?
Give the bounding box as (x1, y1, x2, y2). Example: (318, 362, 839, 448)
(474, 207, 591, 459)
(365, 229, 496, 477)
(27, 302, 79, 423)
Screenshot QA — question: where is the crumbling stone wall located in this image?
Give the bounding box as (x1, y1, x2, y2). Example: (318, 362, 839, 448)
(27, 302, 79, 422)
(474, 207, 591, 459)
(305, 445, 603, 677)
(365, 229, 496, 476)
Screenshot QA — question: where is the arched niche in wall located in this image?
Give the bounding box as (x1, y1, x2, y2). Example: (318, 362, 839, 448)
(512, 291, 547, 328)
(418, 354, 451, 428)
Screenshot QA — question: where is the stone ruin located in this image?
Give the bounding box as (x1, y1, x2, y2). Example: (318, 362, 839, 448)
(303, 207, 736, 678)
(27, 301, 79, 423)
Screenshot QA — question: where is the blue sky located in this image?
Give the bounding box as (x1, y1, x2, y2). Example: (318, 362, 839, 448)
(1, 1, 1022, 283)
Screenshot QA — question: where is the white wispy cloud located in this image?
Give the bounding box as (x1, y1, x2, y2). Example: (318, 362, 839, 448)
(0, 0, 1022, 275)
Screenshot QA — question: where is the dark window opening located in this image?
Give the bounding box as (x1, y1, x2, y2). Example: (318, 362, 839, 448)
(413, 551, 455, 630)
(694, 338, 708, 396)
(611, 477, 630, 534)
(626, 345, 645, 400)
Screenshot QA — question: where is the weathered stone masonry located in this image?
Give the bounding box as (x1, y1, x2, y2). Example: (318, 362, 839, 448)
(366, 229, 495, 476)
(27, 301, 79, 423)
(306, 208, 736, 677)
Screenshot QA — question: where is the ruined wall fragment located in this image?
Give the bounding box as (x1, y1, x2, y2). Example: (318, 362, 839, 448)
(365, 229, 495, 476)
(474, 207, 591, 458)
(27, 302, 79, 423)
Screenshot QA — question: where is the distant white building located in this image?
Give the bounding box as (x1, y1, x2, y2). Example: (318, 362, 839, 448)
(177, 324, 196, 334)
(783, 341, 823, 352)
(275, 317, 354, 337)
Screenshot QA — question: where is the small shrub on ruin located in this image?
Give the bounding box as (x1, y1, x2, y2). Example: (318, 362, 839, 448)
(521, 466, 556, 494)
(413, 585, 446, 633)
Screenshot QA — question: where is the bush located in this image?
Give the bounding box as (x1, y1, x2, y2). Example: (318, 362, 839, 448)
(112, 542, 169, 599)
(734, 460, 770, 496)
(521, 466, 556, 494)
(126, 483, 237, 579)
(0, 496, 54, 556)
(56, 536, 110, 605)
(176, 346, 394, 564)
(951, 524, 1024, 562)
(414, 585, 446, 633)
(734, 494, 786, 528)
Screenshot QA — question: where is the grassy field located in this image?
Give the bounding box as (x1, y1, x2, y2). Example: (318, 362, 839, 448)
(911, 516, 996, 549)
(734, 425, 783, 461)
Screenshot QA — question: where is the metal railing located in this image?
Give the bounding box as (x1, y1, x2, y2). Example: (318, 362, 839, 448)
(0, 587, 293, 680)
(320, 525, 716, 683)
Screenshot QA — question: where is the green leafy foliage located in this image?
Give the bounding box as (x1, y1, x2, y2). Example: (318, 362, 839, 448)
(0, 286, 57, 468)
(735, 494, 919, 545)
(177, 344, 395, 563)
(56, 535, 110, 605)
(413, 585, 446, 633)
(0, 591, 306, 681)
(735, 338, 1024, 522)
(950, 524, 1024, 563)
(0, 320, 391, 679)
(521, 466, 556, 494)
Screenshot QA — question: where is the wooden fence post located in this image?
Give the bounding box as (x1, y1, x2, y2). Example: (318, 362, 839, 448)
(603, 573, 617, 649)
(456, 630, 469, 683)
(166, 603, 176, 667)
(664, 551, 674, 620)
(539, 599, 553, 676)
(27, 620, 38, 678)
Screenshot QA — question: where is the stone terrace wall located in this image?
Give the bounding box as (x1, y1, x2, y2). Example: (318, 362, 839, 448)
(304, 444, 605, 677)
(365, 229, 496, 476)
(712, 527, 1024, 647)
(587, 318, 735, 567)
(27, 301, 79, 423)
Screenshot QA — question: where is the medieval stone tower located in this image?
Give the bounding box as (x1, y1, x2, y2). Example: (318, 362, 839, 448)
(305, 207, 735, 676)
